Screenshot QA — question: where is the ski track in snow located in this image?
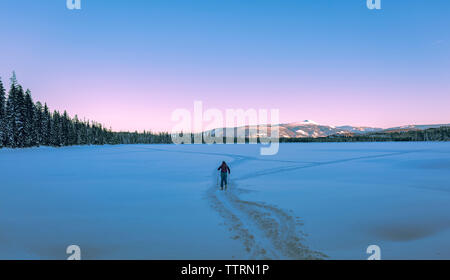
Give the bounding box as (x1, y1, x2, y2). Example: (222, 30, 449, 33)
(208, 186, 326, 260)
(138, 146, 417, 259)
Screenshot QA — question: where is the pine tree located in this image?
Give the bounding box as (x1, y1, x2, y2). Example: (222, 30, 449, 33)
(5, 73, 18, 147)
(42, 103, 51, 146)
(14, 85, 26, 148)
(0, 77, 6, 147)
(62, 110, 70, 146)
(34, 101, 44, 146)
(51, 110, 63, 146)
(24, 89, 35, 147)
(73, 115, 81, 145)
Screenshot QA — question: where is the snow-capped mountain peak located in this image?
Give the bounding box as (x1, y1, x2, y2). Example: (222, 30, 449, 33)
(290, 120, 319, 126)
(302, 120, 318, 125)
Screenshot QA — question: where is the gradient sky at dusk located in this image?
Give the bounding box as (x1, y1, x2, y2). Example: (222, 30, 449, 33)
(0, 0, 449, 131)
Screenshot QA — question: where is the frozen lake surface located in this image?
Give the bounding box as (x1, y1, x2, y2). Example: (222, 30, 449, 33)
(1, 142, 450, 259)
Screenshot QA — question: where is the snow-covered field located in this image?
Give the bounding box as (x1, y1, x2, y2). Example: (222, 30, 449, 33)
(1, 142, 450, 260)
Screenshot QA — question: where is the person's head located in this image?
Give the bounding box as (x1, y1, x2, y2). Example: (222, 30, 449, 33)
(222, 161, 226, 166)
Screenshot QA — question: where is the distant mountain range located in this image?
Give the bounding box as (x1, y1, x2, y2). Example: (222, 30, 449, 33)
(206, 120, 450, 138)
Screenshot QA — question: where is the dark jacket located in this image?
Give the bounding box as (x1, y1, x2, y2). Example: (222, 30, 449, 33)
(218, 163, 231, 174)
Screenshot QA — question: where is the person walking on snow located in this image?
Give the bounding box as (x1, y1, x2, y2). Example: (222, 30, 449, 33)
(218, 161, 231, 190)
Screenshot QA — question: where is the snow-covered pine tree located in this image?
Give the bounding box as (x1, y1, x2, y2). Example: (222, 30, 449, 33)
(73, 115, 81, 145)
(52, 110, 63, 146)
(14, 84, 26, 148)
(24, 89, 35, 147)
(5, 73, 18, 147)
(0, 77, 6, 147)
(43, 103, 51, 146)
(62, 110, 70, 146)
(34, 101, 44, 146)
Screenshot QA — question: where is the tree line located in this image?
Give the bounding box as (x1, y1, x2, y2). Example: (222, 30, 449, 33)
(0, 73, 172, 148)
(280, 126, 450, 143)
